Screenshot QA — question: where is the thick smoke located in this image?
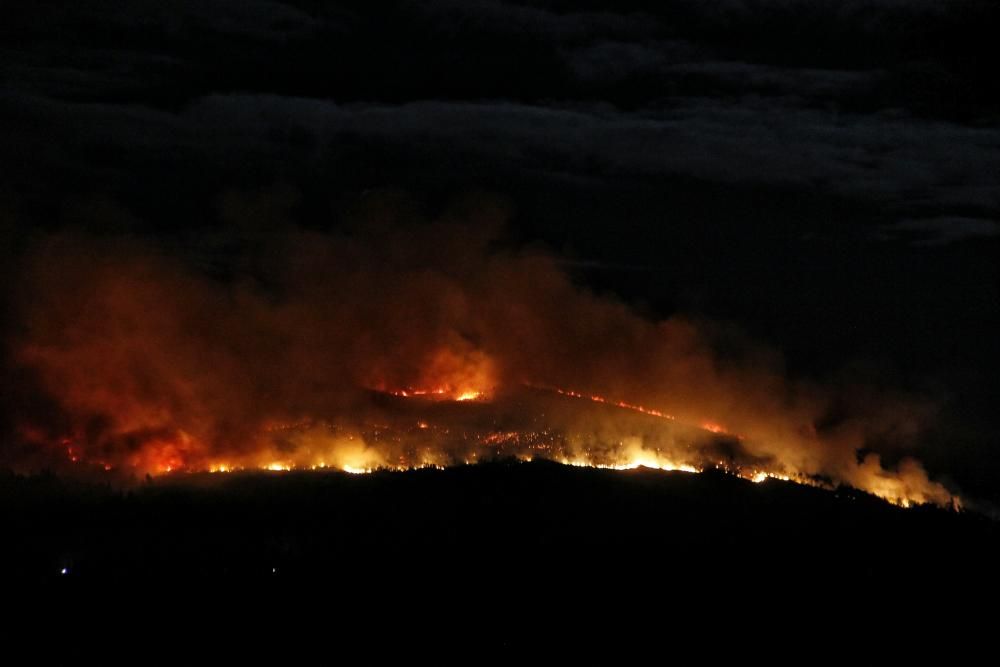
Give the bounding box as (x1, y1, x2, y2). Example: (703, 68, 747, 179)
(4, 193, 954, 506)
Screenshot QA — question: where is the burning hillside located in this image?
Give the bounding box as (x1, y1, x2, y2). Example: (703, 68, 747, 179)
(4, 211, 956, 508)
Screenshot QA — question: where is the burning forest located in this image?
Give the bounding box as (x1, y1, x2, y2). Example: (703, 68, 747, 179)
(7, 0, 1000, 621)
(3, 208, 957, 509)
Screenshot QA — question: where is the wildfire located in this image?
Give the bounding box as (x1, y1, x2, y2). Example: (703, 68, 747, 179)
(542, 385, 678, 421)
(560, 456, 699, 474)
(29, 381, 959, 511)
(379, 386, 487, 402)
(8, 214, 966, 526)
(13, 360, 959, 507)
(746, 470, 793, 484)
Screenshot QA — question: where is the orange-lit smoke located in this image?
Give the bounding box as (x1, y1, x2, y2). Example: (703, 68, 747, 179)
(5, 200, 956, 508)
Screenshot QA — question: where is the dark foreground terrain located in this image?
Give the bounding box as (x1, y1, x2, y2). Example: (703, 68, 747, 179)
(2, 460, 997, 590)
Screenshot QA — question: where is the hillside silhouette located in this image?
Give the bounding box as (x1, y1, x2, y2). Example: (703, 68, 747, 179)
(2, 460, 995, 587)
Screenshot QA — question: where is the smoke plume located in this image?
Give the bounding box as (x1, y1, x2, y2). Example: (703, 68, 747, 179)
(3, 193, 954, 506)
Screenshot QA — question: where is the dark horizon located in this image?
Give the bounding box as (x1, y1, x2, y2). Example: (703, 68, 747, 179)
(3, 459, 995, 581)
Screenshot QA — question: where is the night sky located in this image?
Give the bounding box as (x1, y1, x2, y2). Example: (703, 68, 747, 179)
(1, 1, 998, 504)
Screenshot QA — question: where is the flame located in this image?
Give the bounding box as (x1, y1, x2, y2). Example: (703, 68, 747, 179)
(32, 382, 956, 510)
(542, 385, 677, 421)
(47, 425, 962, 510)
(381, 386, 487, 402)
(561, 455, 699, 474)
(369, 346, 496, 402)
(745, 470, 793, 484)
(531, 383, 743, 439)
(700, 421, 727, 434)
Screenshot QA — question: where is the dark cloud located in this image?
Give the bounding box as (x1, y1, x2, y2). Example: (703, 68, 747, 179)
(5, 91, 998, 227)
(8, 0, 322, 39)
(661, 61, 883, 98)
(878, 217, 1000, 246)
(408, 0, 655, 41)
(560, 39, 693, 84)
(4, 0, 995, 115)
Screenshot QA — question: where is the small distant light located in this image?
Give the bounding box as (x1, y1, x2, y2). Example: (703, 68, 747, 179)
(272, 567, 278, 574)
(60, 567, 68, 575)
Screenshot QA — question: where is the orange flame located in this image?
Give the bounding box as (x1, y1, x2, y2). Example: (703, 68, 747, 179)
(35, 382, 958, 510)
